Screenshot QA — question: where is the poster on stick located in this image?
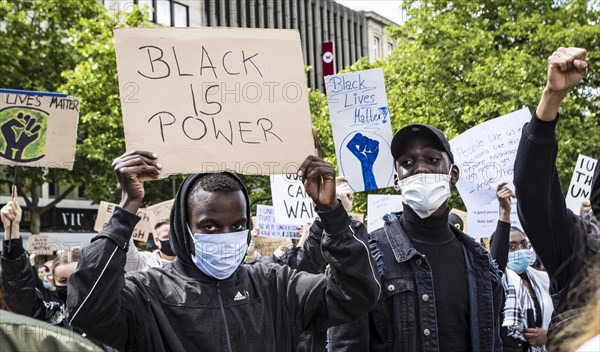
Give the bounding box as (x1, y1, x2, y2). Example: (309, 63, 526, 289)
(449, 108, 531, 209)
(565, 154, 597, 214)
(0, 89, 79, 169)
(27, 235, 56, 255)
(113, 27, 314, 176)
(94, 201, 150, 242)
(325, 68, 394, 192)
(270, 174, 316, 226)
(255, 204, 302, 239)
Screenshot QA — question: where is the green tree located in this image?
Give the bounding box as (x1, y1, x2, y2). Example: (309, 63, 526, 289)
(1, 0, 104, 233)
(312, 0, 600, 214)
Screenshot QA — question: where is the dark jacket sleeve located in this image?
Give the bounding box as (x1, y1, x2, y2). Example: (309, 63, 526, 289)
(489, 220, 511, 272)
(283, 203, 381, 332)
(1, 238, 58, 322)
(513, 113, 588, 293)
(276, 218, 327, 274)
(66, 207, 148, 351)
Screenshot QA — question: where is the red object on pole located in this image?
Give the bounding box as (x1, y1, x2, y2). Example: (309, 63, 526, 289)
(322, 41, 335, 95)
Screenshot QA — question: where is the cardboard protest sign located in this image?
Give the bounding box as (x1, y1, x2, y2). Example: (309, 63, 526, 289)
(94, 201, 150, 242)
(565, 154, 597, 213)
(0, 89, 79, 169)
(113, 28, 314, 176)
(325, 69, 394, 192)
(27, 235, 56, 255)
(366, 194, 404, 232)
(270, 174, 316, 226)
(467, 199, 522, 239)
(145, 199, 174, 231)
(255, 204, 302, 239)
(449, 108, 531, 209)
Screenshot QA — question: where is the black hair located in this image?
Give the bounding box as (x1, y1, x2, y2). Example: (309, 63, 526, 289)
(187, 172, 244, 203)
(509, 226, 526, 237)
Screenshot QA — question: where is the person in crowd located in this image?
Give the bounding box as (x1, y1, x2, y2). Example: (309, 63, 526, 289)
(328, 123, 503, 351)
(490, 182, 553, 351)
(124, 217, 176, 272)
(66, 151, 381, 351)
(1, 186, 117, 351)
(513, 47, 599, 346)
(449, 212, 464, 232)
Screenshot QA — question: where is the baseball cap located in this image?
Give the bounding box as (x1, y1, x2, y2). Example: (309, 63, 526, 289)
(390, 124, 454, 163)
(449, 212, 464, 231)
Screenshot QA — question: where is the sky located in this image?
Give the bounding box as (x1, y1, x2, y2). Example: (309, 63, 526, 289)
(336, 1, 406, 25)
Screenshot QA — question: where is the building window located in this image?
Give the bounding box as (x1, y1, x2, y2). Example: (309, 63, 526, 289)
(48, 183, 59, 198)
(373, 36, 380, 59)
(173, 1, 188, 27)
(156, 0, 171, 25)
(387, 42, 394, 54)
(104, 0, 188, 27)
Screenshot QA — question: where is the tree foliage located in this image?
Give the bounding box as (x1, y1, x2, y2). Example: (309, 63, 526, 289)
(312, 0, 600, 212)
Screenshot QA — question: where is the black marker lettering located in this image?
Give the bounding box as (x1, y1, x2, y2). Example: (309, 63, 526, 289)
(242, 51, 263, 77)
(148, 111, 176, 142)
(137, 46, 170, 79)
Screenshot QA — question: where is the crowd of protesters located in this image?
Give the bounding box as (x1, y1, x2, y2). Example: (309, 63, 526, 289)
(1, 47, 598, 352)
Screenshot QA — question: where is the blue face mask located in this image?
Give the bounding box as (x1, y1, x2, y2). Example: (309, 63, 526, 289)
(507, 249, 532, 274)
(188, 229, 249, 280)
(42, 281, 51, 290)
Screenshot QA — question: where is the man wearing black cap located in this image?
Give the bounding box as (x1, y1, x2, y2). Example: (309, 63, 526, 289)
(329, 124, 503, 351)
(514, 47, 599, 346)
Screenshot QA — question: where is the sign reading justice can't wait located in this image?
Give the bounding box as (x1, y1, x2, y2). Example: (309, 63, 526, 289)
(113, 28, 314, 176)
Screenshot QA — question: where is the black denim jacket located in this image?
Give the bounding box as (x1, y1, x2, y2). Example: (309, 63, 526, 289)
(329, 212, 504, 352)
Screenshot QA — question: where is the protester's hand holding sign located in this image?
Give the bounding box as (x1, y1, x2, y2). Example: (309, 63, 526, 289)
(336, 176, 354, 212)
(537, 47, 587, 121)
(298, 155, 338, 211)
(496, 182, 515, 223)
(112, 150, 162, 214)
(1, 185, 21, 240)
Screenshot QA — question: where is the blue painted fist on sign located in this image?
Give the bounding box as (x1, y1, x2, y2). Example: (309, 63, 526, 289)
(346, 133, 379, 190)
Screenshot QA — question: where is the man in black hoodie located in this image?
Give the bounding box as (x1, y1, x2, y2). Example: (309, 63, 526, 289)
(514, 47, 599, 344)
(66, 151, 380, 351)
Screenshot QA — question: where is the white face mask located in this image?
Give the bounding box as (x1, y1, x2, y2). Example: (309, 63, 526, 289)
(188, 228, 249, 280)
(399, 168, 452, 219)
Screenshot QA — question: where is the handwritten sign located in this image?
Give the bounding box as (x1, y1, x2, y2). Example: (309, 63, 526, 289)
(270, 174, 316, 226)
(565, 154, 597, 213)
(0, 89, 79, 169)
(366, 194, 404, 232)
(325, 69, 394, 191)
(145, 199, 174, 231)
(449, 108, 531, 209)
(467, 199, 522, 239)
(27, 235, 56, 255)
(255, 204, 302, 239)
(113, 28, 314, 176)
(94, 201, 150, 242)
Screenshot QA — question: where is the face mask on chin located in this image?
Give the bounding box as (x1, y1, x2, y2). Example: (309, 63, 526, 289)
(399, 167, 453, 219)
(188, 228, 249, 280)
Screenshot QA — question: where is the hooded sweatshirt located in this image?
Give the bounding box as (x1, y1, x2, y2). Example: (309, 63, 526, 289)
(66, 172, 380, 352)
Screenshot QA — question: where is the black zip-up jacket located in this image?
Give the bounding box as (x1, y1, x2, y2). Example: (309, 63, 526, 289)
(66, 173, 381, 352)
(514, 113, 600, 338)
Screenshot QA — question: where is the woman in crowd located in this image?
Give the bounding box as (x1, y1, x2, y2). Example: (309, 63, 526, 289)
(490, 182, 553, 351)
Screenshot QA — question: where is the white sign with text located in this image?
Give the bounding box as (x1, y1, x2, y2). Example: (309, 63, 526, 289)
(565, 154, 597, 213)
(270, 174, 316, 226)
(366, 194, 404, 232)
(325, 68, 394, 192)
(450, 108, 531, 209)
